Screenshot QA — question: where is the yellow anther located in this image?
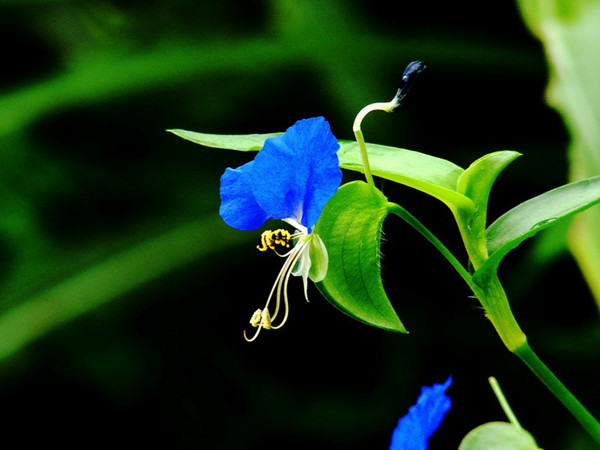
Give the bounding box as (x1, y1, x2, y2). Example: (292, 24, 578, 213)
(257, 229, 292, 252)
(260, 309, 272, 329)
(249, 309, 262, 327)
(249, 309, 272, 329)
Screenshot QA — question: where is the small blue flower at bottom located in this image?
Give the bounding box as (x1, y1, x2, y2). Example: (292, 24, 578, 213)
(219, 117, 342, 340)
(389, 376, 453, 450)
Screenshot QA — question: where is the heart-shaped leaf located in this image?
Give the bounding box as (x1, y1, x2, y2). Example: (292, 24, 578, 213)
(313, 181, 406, 332)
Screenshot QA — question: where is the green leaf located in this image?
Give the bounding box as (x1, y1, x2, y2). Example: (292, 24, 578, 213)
(313, 181, 406, 333)
(475, 175, 600, 281)
(167, 129, 282, 151)
(337, 142, 461, 191)
(456, 151, 521, 239)
(458, 422, 540, 450)
(170, 128, 474, 213)
(337, 141, 474, 212)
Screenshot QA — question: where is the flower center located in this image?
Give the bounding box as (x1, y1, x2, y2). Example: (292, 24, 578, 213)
(256, 229, 293, 253)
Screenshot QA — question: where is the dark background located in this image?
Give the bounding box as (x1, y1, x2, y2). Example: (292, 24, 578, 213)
(0, 1, 597, 448)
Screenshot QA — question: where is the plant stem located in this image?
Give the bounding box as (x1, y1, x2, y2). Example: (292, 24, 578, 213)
(478, 274, 600, 443)
(477, 274, 527, 351)
(387, 203, 478, 294)
(514, 341, 600, 443)
(353, 103, 389, 187)
(488, 376, 523, 429)
(353, 127, 375, 186)
(390, 197, 600, 440)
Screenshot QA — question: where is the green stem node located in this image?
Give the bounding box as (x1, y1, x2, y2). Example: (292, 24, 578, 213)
(478, 274, 600, 443)
(477, 274, 527, 351)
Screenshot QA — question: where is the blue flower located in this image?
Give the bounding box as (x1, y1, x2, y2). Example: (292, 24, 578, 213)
(389, 376, 453, 450)
(219, 117, 342, 340)
(220, 116, 341, 232)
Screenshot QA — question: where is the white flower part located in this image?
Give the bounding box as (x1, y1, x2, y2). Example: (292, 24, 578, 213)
(306, 233, 328, 282)
(292, 233, 328, 302)
(283, 218, 308, 235)
(292, 234, 313, 302)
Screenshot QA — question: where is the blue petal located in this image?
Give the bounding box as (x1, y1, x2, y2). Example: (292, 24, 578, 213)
(219, 161, 270, 230)
(250, 117, 341, 229)
(389, 376, 453, 450)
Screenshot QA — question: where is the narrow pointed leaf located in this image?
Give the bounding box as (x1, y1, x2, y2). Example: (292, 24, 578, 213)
(475, 175, 600, 281)
(314, 181, 405, 332)
(337, 141, 475, 212)
(457, 151, 521, 203)
(337, 142, 461, 191)
(170, 128, 474, 213)
(167, 129, 282, 151)
(456, 151, 521, 240)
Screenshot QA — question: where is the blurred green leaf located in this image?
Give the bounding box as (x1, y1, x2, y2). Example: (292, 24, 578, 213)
(0, 0, 537, 138)
(314, 181, 405, 333)
(458, 422, 540, 450)
(518, 0, 600, 307)
(0, 215, 251, 363)
(475, 175, 600, 282)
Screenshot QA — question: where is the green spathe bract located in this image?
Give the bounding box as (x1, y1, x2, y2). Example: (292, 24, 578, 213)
(313, 181, 405, 333)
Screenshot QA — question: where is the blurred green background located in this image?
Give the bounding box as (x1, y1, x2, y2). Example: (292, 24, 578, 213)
(0, 0, 598, 448)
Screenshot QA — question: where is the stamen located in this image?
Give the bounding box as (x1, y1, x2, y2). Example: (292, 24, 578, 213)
(249, 309, 262, 327)
(243, 239, 309, 341)
(244, 309, 273, 342)
(256, 229, 293, 252)
(270, 240, 307, 330)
